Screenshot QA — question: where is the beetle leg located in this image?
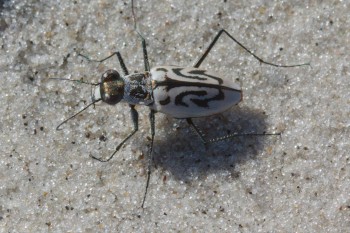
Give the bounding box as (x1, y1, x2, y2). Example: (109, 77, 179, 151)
(141, 109, 156, 208)
(194, 29, 309, 68)
(186, 118, 208, 145)
(187, 118, 281, 145)
(90, 104, 139, 162)
(78, 52, 130, 76)
(132, 0, 150, 72)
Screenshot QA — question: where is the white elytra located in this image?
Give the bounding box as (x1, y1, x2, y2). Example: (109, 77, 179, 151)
(150, 66, 242, 118)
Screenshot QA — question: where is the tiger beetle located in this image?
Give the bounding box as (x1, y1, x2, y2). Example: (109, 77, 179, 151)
(52, 0, 309, 208)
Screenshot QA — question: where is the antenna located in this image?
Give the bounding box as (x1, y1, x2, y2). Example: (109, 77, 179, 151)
(50, 78, 101, 130)
(56, 99, 101, 130)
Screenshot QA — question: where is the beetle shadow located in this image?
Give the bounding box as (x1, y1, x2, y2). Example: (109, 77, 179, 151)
(150, 106, 279, 183)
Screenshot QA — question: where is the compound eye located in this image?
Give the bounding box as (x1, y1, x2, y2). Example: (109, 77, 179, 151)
(100, 70, 124, 105)
(101, 70, 120, 83)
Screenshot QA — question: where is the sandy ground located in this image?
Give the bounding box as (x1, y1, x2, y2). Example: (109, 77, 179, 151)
(0, 0, 349, 232)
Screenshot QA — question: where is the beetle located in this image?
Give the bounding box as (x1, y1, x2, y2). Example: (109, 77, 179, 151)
(53, 0, 309, 208)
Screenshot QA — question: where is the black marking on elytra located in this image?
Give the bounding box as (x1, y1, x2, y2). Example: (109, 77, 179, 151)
(154, 79, 238, 92)
(174, 86, 226, 108)
(151, 67, 238, 93)
(191, 89, 225, 107)
(172, 68, 223, 84)
(175, 90, 208, 107)
(187, 69, 223, 85)
(159, 96, 171, 105)
(156, 67, 168, 72)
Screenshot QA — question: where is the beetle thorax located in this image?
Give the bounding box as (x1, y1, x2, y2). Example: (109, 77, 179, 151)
(123, 72, 153, 106)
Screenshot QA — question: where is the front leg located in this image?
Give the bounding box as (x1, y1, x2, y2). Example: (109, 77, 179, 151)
(78, 52, 130, 76)
(91, 104, 139, 162)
